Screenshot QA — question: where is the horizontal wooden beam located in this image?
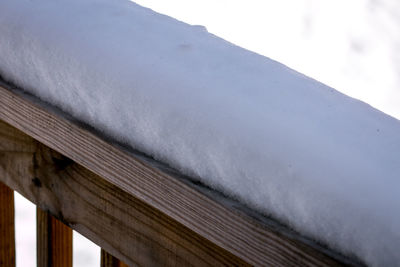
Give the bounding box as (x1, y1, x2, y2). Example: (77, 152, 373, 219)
(0, 81, 359, 266)
(0, 120, 245, 266)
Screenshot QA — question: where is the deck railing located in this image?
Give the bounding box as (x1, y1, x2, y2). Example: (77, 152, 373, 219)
(1, 182, 129, 267)
(0, 80, 360, 266)
(0, 134, 129, 267)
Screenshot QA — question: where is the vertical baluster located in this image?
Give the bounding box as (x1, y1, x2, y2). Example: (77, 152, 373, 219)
(101, 249, 129, 267)
(37, 208, 73, 267)
(0, 182, 15, 267)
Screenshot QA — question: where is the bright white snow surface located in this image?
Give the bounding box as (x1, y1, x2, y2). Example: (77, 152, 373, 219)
(0, 0, 399, 265)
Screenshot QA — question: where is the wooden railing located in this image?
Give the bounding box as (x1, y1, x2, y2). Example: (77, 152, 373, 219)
(0, 79, 362, 266)
(1, 184, 129, 267)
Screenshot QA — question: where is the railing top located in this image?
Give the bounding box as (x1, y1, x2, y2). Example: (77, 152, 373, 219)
(0, 80, 360, 266)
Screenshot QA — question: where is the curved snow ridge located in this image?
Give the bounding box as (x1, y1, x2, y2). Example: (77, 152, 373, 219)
(0, 0, 399, 265)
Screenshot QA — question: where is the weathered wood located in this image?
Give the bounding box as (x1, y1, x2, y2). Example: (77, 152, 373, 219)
(37, 208, 73, 267)
(50, 215, 73, 267)
(37, 208, 50, 267)
(0, 182, 15, 267)
(0, 82, 358, 266)
(101, 249, 129, 267)
(0, 120, 247, 266)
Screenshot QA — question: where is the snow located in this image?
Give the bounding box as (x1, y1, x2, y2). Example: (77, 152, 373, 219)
(0, 0, 399, 265)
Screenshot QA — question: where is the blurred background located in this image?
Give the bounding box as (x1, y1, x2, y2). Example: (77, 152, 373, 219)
(14, 0, 399, 266)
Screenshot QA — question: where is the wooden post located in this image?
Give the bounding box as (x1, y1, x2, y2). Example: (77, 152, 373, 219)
(0, 182, 15, 267)
(101, 249, 129, 267)
(37, 208, 73, 267)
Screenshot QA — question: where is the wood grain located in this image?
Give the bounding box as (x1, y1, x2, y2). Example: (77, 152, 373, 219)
(101, 249, 129, 267)
(0, 182, 15, 267)
(0, 82, 360, 266)
(0, 120, 247, 266)
(37, 208, 73, 267)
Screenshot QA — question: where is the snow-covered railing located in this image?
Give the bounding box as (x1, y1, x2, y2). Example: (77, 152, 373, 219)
(0, 78, 355, 266)
(1, 0, 400, 266)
